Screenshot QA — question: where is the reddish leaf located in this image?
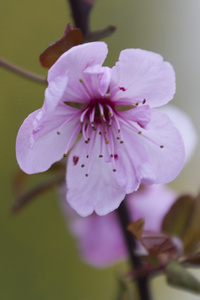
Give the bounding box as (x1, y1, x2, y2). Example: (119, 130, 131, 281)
(127, 219, 144, 241)
(162, 194, 200, 253)
(141, 231, 183, 260)
(40, 23, 83, 68)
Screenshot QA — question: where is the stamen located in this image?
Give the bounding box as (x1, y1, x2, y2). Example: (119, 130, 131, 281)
(98, 103, 106, 121)
(80, 107, 90, 124)
(85, 129, 98, 176)
(63, 123, 81, 156)
(79, 78, 93, 99)
(89, 106, 96, 126)
(57, 111, 81, 134)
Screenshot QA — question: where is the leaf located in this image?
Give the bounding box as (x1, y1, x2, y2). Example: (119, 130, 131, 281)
(141, 231, 182, 259)
(162, 194, 200, 253)
(40, 23, 83, 68)
(166, 260, 200, 294)
(127, 219, 144, 241)
(84, 25, 117, 42)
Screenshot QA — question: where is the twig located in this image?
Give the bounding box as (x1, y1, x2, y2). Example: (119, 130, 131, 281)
(68, 0, 93, 37)
(0, 56, 47, 84)
(117, 199, 152, 300)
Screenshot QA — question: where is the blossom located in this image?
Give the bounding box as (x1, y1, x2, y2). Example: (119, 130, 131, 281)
(59, 105, 197, 268)
(60, 184, 177, 268)
(16, 42, 185, 216)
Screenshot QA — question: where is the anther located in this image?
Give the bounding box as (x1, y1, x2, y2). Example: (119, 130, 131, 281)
(99, 155, 103, 158)
(57, 131, 61, 135)
(85, 140, 89, 144)
(113, 169, 117, 172)
(120, 141, 124, 144)
(106, 93, 110, 98)
(119, 87, 126, 91)
(79, 78, 83, 83)
(81, 164, 85, 167)
(99, 131, 102, 135)
(86, 155, 89, 158)
(142, 99, 146, 104)
(63, 154, 67, 157)
(135, 102, 139, 106)
(73, 156, 79, 166)
(117, 137, 120, 140)
(118, 129, 120, 133)
(138, 131, 142, 135)
(105, 140, 109, 145)
(110, 154, 114, 157)
(160, 145, 164, 148)
(85, 174, 89, 177)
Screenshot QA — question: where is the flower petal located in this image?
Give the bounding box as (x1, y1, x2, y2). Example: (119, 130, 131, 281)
(48, 42, 108, 82)
(66, 137, 129, 217)
(84, 65, 111, 96)
(47, 42, 109, 104)
(127, 185, 177, 232)
(16, 109, 80, 174)
(111, 49, 175, 108)
(159, 105, 198, 164)
(60, 184, 177, 267)
(121, 109, 185, 186)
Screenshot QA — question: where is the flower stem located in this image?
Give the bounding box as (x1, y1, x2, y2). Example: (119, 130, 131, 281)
(0, 56, 47, 84)
(117, 199, 152, 300)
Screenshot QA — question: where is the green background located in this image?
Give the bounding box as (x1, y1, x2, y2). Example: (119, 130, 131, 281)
(1, 0, 200, 299)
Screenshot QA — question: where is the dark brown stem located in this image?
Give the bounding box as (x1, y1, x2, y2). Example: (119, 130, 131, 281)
(117, 199, 152, 300)
(0, 57, 47, 84)
(68, 0, 93, 37)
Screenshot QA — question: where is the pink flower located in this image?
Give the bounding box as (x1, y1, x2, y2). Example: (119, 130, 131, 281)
(16, 42, 185, 216)
(60, 184, 177, 268)
(59, 104, 197, 268)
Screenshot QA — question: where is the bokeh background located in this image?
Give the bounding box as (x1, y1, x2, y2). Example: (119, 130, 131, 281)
(1, 0, 200, 299)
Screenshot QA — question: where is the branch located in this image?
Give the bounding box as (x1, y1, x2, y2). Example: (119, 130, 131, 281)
(117, 199, 152, 300)
(0, 56, 47, 84)
(68, 0, 93, 37)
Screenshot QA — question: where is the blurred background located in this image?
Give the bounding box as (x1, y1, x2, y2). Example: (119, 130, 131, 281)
(0, 0, 200, 299)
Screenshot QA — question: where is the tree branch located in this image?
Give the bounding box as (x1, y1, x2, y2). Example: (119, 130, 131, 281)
(0, 56, 47, 84)
(117, 199, 152, 300)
